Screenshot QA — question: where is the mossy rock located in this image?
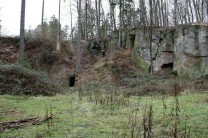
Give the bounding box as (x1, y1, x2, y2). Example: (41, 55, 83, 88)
(131, 50, 149, 72)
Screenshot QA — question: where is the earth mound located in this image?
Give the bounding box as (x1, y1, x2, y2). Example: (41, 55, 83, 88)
(0, 64, 61, 96)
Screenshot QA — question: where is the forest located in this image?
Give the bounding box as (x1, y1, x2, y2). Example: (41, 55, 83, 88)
(0, 0, 208, 137)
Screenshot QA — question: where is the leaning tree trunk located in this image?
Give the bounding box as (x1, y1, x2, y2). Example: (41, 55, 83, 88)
(18, 0, 26, 64)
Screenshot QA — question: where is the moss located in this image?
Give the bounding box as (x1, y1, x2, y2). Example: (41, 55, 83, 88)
(176, 67, 190, 79)
(131, 50, 149, 72)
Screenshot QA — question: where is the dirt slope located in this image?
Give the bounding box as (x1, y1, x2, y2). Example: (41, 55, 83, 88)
(0, 37, 207, 96)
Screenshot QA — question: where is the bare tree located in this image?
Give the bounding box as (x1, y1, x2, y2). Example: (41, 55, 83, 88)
(0, 19, 1, 37)
(109, 0, 117, 31)
(41, 0, 45, 38)
(18, 0, 26, 64)
(174, 0, 178, 25)
(188, 0, 194, 22)
(140, 0, 148, 26)
(70, 0, 74, 40)
(164, 0, 169, 26)
(206, 0, 208, 19)
(149, 0, 153, 74)
(56, 0, 61, 51)
(84, 0, 88, 40)
(0, 7, 2, 36)
(76, 0, 82, 73)
(117, 0, 123, 49)
(185, 0, 190, 24)
(95, 0, 100, 46)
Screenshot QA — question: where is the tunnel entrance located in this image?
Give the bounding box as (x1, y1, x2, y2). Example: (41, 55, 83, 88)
(161, 63, 173, 73)
(161, 63, 173, 69)
(129, 34, 136, 48)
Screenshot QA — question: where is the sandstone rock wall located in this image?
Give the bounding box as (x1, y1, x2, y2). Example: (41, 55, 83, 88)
(173, 25, 208, 79)
(131, 27, 175, 73)
(94, 24, 208, 79)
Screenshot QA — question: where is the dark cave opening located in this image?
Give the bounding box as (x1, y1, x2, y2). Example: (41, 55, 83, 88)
(129, 34, 136, 48)
(161, 63, 173, 69)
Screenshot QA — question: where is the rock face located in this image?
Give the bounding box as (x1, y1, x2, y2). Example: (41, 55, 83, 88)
(96, 24, 208, 79)
(131, 27, 175, 72)
(127, 25, 208, 79)
(173, 25, 208, 79)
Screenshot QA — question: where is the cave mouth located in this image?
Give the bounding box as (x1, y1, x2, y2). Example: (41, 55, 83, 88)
(129, 34, 136, 48)
(161, 63, 173, 69)
(159, 63, 174, 74)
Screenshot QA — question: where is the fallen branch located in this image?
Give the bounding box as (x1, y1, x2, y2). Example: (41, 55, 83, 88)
(0, 115, 52, 133)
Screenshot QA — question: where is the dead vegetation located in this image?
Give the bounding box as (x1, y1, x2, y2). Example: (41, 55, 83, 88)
(0, 37, 208, 96)
(0, 115, 52, 133)
(0, 64, 61, 96)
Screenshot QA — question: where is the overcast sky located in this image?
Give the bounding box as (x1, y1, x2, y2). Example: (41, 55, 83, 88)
(0, 0, 113, 36)
(0, 0, 72, 36)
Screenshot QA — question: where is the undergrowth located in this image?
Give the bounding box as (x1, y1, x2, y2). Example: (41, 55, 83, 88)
(0, 63, 62, 96)
(0, 82, 207, 137)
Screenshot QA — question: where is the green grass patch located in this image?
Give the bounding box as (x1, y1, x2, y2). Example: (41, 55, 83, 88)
(0, 88, 207, 138)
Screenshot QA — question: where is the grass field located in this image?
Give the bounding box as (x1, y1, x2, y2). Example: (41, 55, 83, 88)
(0, 87, 208, 138)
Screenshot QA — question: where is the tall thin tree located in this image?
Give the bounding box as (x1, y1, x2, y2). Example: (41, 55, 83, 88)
(70, 0, 73, 40)
(149, 0, 153, 74)
(174, 0, 178, 25)
(0, 19, 1, 37)
(41, 0, 45, 38)
(56, 0, 61, 51)
(84, 0, 88, 40)
(18, 0, 26, 64)
(76, 0, 82, 73)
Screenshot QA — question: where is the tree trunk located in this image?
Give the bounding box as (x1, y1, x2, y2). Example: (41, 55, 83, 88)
(185, 0, 191, 23)
(70, 0, 73, 40)
(158, 0, 162, 26)
(18, 0, 26, 64)
(85, 0, 88, 40)
(76, 0, 82, 73)
(189, 0, 194, 22)
(118, 0, 123, 48)
(0, 7, 2, 36)
(95, 0, 100, 46)
(197, 0, 202, 21)
(206, 0, 208, 19)
(174, 0, 178, 26)
(41, 0, 45, 39)
(192, 0, 199, 21)
(161, 0, 165, 26)
(164, 0, 169, 26)
(201, 0, 204, 21)
(56, 0, 61, 51)
(149, 0, 153, 74)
